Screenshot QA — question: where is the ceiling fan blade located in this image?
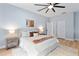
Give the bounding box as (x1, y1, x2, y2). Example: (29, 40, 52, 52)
(52, 8, 55, 12)
(54, 3, 60, 6)
(34, 4, 49, 6)
(47, 3, 52, 5)
(38, 7, 48, 11)
(54, 6, 65, 8)
(45, 9, 49, 13)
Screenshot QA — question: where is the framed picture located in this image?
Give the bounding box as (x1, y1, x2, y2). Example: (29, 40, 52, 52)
(26, 20, 34, 27)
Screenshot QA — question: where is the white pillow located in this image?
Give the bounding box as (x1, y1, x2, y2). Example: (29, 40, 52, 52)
(33, 33, 39, 37)
(22, 31, 29, 37)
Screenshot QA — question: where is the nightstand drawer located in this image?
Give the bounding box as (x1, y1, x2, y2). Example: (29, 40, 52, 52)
(7, 38, 19, 43)
(7, 42, 18, 47)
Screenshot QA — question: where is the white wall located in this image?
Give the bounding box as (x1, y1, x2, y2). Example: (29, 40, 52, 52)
(65, 13, 74, 39)
(0, 3, 48, 48)
(48, 13, 74, 40)
(47, 21, 54, 35)
(0, 4, 48, 29)
(56, 21, 66, 38)
(74, 12, 79, 41)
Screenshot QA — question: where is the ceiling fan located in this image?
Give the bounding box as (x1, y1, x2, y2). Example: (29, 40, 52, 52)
(34, 3, 65, 13)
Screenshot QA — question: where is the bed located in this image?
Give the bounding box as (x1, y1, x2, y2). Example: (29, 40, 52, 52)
(19, 35, 58, 56)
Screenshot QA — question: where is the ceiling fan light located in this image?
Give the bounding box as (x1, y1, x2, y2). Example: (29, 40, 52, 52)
(48, 5, 53, 9)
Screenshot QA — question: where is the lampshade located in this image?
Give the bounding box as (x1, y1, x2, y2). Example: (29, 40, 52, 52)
(38, 26, 44, 33)
(9, 29, 15, 34)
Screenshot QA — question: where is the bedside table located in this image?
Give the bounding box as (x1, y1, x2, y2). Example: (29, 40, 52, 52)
(6, 34, 19, 49)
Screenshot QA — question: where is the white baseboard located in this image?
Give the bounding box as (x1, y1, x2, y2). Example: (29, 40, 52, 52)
(57, 37, 75, 41)
(0, 45, 5, 49)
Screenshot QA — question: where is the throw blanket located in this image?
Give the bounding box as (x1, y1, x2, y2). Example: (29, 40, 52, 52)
(32, 35, 53, 44)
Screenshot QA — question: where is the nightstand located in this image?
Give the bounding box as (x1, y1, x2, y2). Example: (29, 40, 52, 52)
(6, 34, 19, 49)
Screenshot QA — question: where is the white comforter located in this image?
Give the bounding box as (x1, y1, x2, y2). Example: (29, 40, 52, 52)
(19, 36, 58, 56)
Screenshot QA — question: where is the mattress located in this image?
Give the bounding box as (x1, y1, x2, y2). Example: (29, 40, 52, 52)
(19, 36, 58, 56)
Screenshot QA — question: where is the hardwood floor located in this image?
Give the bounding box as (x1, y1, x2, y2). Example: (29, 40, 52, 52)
(58, 39, 79, 55)
(0, 48, 12, 56)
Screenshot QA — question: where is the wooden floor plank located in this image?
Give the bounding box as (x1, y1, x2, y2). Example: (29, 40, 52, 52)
(58, 39, 79, 55)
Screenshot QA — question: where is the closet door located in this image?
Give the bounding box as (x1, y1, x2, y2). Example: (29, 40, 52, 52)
(47, 22, 53, 35)
(57, 21, 66, 38)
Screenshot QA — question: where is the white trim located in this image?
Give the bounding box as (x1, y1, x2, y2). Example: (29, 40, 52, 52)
(0, 45, 5, 49)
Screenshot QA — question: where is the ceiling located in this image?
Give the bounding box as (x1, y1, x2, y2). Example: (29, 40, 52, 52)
(10, 3, 79, 17)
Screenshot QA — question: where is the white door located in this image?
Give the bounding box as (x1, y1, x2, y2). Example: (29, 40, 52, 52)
(57, 21, 66, 38)
(47, 22, 53, 35)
